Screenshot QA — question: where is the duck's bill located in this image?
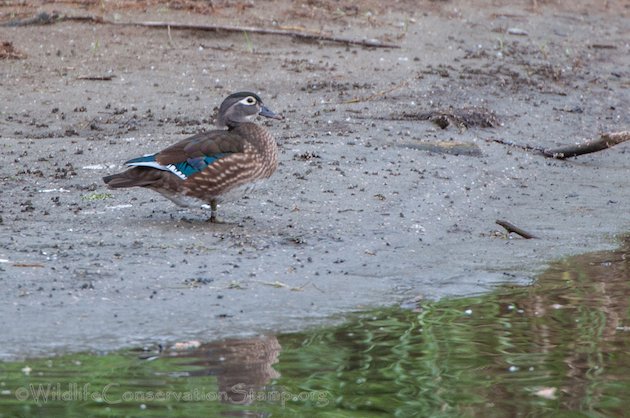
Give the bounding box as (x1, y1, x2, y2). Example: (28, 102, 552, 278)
(259, 106, 284, 120)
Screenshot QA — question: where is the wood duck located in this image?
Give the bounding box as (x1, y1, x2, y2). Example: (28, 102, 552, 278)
(103, 92, 283, 222)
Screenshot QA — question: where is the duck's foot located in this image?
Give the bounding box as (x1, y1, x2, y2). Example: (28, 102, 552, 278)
(204, 201, 237, 224)
(206, 215, 238, 225)
(206, 200, 219, 223)
(206, 212, 245, 225)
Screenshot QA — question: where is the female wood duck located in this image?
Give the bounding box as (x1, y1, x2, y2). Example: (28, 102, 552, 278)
(103, 92, 283, 222)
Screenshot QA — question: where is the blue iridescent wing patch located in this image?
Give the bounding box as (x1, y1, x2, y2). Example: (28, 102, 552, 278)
(169, 154, 226, 179)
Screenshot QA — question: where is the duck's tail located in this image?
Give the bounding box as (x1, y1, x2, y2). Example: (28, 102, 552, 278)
(103, 167, 163, 188)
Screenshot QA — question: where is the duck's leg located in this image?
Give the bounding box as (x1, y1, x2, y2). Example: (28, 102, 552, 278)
(207, 200, 218, 223)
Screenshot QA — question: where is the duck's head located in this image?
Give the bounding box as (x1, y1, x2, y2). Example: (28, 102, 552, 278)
(216, 91, 283, 128)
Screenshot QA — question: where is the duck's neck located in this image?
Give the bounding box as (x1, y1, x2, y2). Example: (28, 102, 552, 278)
(225, 120, 243, 130)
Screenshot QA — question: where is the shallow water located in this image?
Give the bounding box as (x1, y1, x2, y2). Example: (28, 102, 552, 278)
(1, 238, 630, 417)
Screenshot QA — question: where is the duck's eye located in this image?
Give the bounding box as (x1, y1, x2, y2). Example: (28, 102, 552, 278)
(240, 96, 257, 105)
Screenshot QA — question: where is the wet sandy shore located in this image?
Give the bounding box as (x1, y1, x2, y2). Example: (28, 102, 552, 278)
(0, 0, 628, 359)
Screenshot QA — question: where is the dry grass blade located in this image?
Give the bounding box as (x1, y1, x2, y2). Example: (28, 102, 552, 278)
(254, 280, 311, 291)
(343, 82, 408, 104)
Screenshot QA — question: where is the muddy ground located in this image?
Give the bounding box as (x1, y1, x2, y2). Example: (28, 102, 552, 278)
(0, 0, 628, 360)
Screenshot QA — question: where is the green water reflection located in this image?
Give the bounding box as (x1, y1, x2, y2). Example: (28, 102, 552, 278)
(2, 239, 630, 417)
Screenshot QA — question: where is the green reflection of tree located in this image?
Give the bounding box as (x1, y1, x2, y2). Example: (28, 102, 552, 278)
(275, 237, 630, 417)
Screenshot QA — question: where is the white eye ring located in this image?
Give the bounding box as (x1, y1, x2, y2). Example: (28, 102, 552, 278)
(239, 96, 257, 105)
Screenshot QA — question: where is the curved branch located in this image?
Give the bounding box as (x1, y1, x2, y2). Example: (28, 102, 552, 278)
(542, 131, 630, 159)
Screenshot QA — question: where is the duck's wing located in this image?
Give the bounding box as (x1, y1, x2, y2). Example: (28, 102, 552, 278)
(155, 130, 245, 165)
(123, 130, 246, 181)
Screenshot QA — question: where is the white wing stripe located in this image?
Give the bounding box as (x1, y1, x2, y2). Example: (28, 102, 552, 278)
(126, 161, 188, 180)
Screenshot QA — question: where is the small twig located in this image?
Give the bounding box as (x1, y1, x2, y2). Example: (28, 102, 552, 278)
(77, 75, 115, 81)
(496, 220, 538, 239)
(589, 44, 617, 49)
(541, 131, 630, 159)
(482, 136, 546, 153)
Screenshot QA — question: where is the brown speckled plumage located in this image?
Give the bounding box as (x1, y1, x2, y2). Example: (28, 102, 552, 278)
(103, 92, 283, 221)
